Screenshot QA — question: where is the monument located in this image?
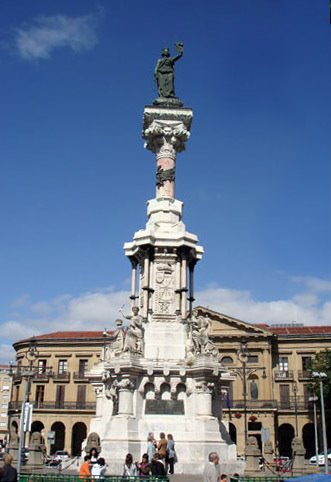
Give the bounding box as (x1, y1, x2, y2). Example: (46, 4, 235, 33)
(87, 44, 236, 475)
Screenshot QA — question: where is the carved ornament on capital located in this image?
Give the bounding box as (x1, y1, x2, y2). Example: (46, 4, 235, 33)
(196, 382, 215, 395)
(144, 120, 190, 156)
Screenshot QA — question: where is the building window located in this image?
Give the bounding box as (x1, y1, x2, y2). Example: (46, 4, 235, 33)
(0, 422, 6, 427)
(1, 404, 7, 409)
(38, 360, 47, 374)
(221, 356, 233, 365)
(278, 356, 289, 375)
(2, 394, 8, 400)
(279, 384, 290, 409)
(78, 360, 88, 376)
(76, 385, 86, 408)
(15, 386, 19, 403)
(35, 385, 45, 407)
(55, 385, 65, 408)
(58, 360, 68, 374)
(247, 355, 258, 364)
(302, 356, 312, 374)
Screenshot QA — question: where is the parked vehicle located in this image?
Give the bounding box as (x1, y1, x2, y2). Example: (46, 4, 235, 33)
(309, 450, 331, 465)
(53, 450, 70, 461)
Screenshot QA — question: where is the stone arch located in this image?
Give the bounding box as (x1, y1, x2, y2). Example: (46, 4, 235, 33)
(72, 422, 87, 456)
(51, 421, 66, 454)
(160, 382, 171, 400)
(278, 423, 295, 458)
(144, 382, 155, 400)
(31, 420, 44, 433)
(229, 422, 237, 444)
(10, 420, 18, 443)
(302, 422, 315, 459)
(176, 383, 186, 400)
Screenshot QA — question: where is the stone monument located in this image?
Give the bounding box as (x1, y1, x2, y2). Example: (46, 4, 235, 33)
(87, 45, 236, 475)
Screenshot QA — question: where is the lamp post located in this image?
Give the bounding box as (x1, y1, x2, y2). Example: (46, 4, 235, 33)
(312, 371, 328, 475)
(308, 395, 319, 470)
(231, 340, 267, 458)
(293, 382, 298, 437)
(13, 339, 38, 475)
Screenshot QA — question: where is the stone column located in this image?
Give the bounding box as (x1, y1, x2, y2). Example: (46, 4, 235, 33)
(245, 436, 261, 474)
(142, 254, 150, 319)
(117, 380, 135, 416)
(143, 106, 192, 201)
(196, 383, 213, 416)
(181, 252, 187, 319)
(291, 437, 305, 475)
(130, 259, 138, 309)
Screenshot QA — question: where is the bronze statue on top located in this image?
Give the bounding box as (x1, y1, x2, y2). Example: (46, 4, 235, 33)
(154, 43, 184, 106)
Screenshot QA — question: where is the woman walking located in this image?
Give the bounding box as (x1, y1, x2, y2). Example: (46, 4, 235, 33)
(166, 433, 176, 475)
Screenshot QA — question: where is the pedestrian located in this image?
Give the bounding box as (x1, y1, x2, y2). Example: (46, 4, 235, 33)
(79, 455, 92, 479)
(203, 451, 221, 482)
(0, 453, 17, 482)
(147, 432, 156, 463)
(89, 447, 99, 464)
(151, 453, 166, 477)
(166, 433, 176, 475)
(221, 474, 227, 482)
(91, 457, 107, 479)
(122, 453, 138, 477)
(137, 453, 151, 478)
(157, 432, 167, 461)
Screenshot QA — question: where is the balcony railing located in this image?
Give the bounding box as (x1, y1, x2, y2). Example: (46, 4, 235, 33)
(274, 370, 294, 380)
(52, 371, 70, 381)
(278, 396, 309, 410)
(73, 371, 89, 380)
(230, 399, 278, 409)
(298, 370, 312, 380)
(9, 401, 96, 411)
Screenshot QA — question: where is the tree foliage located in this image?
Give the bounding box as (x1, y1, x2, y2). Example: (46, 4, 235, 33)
(310, 349, 331, 409)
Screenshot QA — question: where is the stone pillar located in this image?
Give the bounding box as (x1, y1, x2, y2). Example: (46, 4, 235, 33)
(142, 254, 150, 319)
(245, 436, 260, 474)
(196, 383, 213, 416)
(181, 252, 187, 319)
(291, 437, 305, 474)
(263, 440, 274, 474)
(130, 259, 138, 309)
(117, 380, 135, 416)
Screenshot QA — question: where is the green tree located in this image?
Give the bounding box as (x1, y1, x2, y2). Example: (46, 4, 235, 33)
(310, 350, 331, 409)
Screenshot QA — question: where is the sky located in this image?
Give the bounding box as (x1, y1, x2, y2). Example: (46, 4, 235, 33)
(0, 0, 330, 363)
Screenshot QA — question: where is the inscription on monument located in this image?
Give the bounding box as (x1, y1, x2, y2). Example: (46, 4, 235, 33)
(145, 399, 185, 415)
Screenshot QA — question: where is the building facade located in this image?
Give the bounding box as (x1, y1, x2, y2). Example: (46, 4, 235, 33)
(0, 365, 12, 447)
(8, 314, 331, 459)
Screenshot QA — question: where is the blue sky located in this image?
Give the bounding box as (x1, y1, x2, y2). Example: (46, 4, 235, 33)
(0, 0, 330, 362)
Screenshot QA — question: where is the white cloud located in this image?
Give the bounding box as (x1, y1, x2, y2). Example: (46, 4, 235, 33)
(15, 13, 100, 61)
(196, 277, 331, 326)
(1, 275, 330, 364)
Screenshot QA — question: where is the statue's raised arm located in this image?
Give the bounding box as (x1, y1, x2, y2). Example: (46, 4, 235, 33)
(154, 43, 184, 100)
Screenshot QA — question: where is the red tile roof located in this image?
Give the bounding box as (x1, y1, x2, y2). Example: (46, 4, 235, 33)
(254, 325, 331, 335)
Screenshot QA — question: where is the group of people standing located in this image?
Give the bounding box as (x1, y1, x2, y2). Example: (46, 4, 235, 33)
(123, 432, 176, 478)
(79, 448, 107, 479)
(79, 432, 176, 479)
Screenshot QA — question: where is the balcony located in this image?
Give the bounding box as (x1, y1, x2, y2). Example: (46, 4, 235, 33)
(229, 399, 278, 409)
(274, 370, 294, 380)
(52, 371, 70, 382)
(8, 401, 96, 411)
(278, 396, 309, 410)
(298, 370, 312, 380)
(73, 371, 90, 381)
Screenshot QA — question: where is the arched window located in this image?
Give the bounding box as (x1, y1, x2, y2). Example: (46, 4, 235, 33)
(221, 356, 233, 365)
(160, 383, 171, 400)
(144, 383, 155, 400)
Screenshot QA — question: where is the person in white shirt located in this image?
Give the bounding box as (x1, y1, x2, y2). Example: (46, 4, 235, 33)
(91, 457, 107, 478)
(203, 452, 221, 482)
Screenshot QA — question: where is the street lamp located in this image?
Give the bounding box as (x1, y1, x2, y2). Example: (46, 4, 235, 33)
(231, 340, 267, 458)
(312, 371, 328, 475)
(308, 395, 319, 470)
(10, 339, 39, 475)
(293, 382, 298, 437)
